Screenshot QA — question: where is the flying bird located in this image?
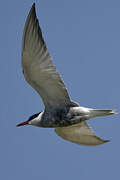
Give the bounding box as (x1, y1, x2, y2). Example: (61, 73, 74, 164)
(16, 3, 116, 146)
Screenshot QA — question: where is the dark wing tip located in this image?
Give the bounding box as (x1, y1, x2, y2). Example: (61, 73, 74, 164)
(103, 139, 110, 143)
(22, 2, 37, 50)
(31, 3, 35, 11)
(26, 2, 36, 23)
(32, 2, 35, 8)
(30, 2, 36, 17)
(22, 2, 47, 54)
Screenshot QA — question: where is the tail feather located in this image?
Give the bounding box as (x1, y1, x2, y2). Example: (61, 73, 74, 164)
(90, 109, 116, 118)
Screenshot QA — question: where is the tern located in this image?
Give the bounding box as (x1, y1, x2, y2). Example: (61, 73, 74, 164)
(17, 3, 116, 146)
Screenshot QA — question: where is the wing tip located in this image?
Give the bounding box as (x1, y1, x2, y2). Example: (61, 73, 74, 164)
(94, 135, 110, 145)
(103, 139, 110, 144)
(27, 3, 36, 20)
(30, 3, 36, 16)
(22, 2, 37, 50)
(94, 136, 110, 145)
(32, 2, 35, 9)
(33, 2, 35, 6)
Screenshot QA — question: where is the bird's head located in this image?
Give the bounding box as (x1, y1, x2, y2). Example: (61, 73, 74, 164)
(16, 112, 42, 127)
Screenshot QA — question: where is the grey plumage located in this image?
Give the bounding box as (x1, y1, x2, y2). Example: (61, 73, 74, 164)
(17, 3, 116, 146)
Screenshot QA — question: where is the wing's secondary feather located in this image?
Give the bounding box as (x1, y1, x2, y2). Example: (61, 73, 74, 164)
(55, 121, 109, 146)
(22, 3, 71, 108)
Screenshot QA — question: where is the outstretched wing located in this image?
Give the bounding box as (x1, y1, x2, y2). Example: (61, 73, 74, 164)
(22, 3, 71, 108)
(55, 121, 109, 146)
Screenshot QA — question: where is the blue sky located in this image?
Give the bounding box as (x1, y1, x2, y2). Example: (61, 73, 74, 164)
(1, 0, 120, 179)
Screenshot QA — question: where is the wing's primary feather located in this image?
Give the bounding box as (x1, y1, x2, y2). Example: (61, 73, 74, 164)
(22, 3, 71, 108)
(55, 121, 109, 146)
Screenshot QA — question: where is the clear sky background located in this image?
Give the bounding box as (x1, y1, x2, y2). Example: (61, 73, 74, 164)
(1, 0, 120, 179)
